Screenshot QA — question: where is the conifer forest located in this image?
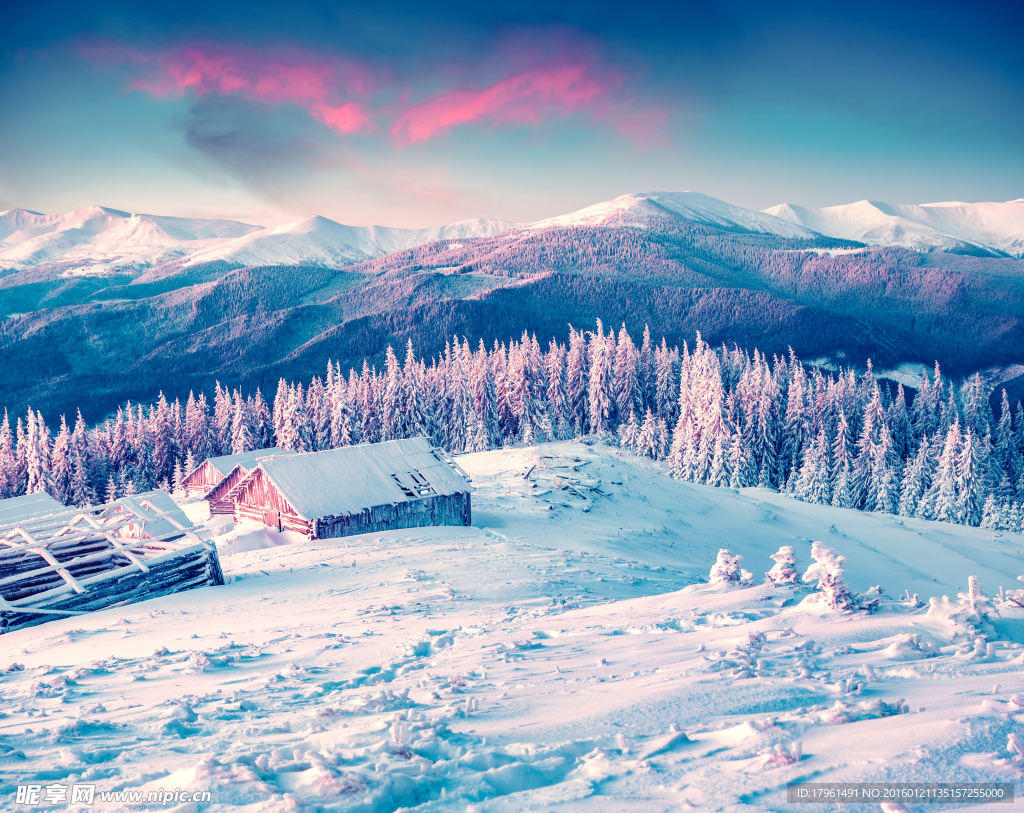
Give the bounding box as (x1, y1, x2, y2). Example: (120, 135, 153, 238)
(3, 320, 1022, 534)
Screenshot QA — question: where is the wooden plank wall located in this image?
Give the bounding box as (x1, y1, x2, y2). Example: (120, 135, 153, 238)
(314, 492, 471, 540)
(206, 467, 247, 515)
(184, 461, 223, 496)
(232, 470, 312, 536)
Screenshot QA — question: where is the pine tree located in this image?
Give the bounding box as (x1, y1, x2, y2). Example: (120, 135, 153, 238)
(230, 390, 253, 454)
(545, 340, 569, 440)
(212, 382, 233, 455)
(613, 324, 642, 421)
(795, 426, 831, 505)
(171, 458, 185, 497)
(50, 415, 74, 504)
(587, 321, 615, 436)
(0, 410, 14, 499)
(639, 324, 654, 412)
(151, 393, 174, 484)
(898, 436, 932, 517)
(381, 345, 402, 442)
(654, 339, 678, 425)
(867, 422, 899, 514)
(980, 493, 999, 530)
(928, 422, 962, 524)
(565, 327, 589, 435)
(956, 428, 984, 526)
(618, 409, 640, 452)
(728, 429, 752, 489)
(25, 408, 51, 496)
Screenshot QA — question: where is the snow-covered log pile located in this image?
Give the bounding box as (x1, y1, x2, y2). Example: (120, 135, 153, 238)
(0, 490, 223, 633)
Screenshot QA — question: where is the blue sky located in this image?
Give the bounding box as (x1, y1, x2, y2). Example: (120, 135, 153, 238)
(1, 0, 1021, 228)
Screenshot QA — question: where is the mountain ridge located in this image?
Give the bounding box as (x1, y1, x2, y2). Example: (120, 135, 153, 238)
(763, 198, 1024, 257)
(5, 192, 1022, 278)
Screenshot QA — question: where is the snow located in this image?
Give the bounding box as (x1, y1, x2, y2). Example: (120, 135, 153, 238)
(255, 438, 471, 520)
(100, 489, 201, 540)
(532, 191, 819, 239)
(6, 193, 1021, 277)
(0, 206, 262, 271)
(0, 492, 65, 525)
(198, 448, 295, 479)
(0, 207, 516, 274)
(180, 216, 517, 270)
(764, 199, 1024, 257)
(2, 440, 1022, 810)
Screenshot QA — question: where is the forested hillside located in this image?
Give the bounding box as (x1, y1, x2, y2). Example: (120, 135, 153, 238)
(3, 323, 1023, 536)
(2, 220, 1023, 422)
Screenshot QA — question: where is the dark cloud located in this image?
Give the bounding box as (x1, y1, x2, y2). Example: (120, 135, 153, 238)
(177, 96, 340, 192)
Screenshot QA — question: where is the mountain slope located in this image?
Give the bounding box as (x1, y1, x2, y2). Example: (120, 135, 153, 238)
(2, 441, 1022, 810)
(535, 191, 819, 238)
(0, 205, 263, 271)
(4, 213, 1024, 422)
(764, 199, 1024, 257)
(179, 215, 518, 269)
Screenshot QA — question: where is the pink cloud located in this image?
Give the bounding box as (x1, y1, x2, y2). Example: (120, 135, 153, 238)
(82, 40, 669, 146)
(85, 41, 373, 135)
(390, 63, 617, 147)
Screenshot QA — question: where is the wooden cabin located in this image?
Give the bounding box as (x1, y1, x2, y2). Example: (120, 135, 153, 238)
(0, 489, 224, 634)
(201, 450, 297, 515)
(227, 437, 472, 540)
(181, 447, 292, 498)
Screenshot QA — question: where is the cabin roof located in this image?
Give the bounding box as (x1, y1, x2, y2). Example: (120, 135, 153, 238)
(188, 447, 294, 480)
(100, 489, 198, 538)
(0, 492, 66, 527)
(240, 438, 471, 520)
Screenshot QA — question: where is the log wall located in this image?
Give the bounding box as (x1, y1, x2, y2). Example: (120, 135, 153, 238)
(183, 461, 225, 497)
(0, 542, 225, 635)
(206, 466, 248, 515)
(314, 491, 471, 540)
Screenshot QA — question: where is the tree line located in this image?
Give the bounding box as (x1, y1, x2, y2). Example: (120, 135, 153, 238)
(1, 320, 1023, 534)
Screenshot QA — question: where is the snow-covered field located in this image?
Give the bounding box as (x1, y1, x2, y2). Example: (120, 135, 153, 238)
(2, 441, 1023, 811)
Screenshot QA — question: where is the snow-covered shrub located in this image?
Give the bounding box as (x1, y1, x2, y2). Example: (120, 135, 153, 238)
(765, 546, 798, 586)
(757, 741, 802, 768)
(708, 549, 753, 587)
(801, 541, 854, 611)
(998, 576, 1024, 609)
(958, 576, 994, 617)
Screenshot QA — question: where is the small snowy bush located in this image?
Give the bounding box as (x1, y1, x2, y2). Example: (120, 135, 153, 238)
(958, 576, 994, 617)
(708, 549, 753, 587)
(765, 546, 799, 586)
(801, 541, 854, 611)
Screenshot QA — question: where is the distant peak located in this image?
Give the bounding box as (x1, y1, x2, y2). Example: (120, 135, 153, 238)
(74, 205, 132, 218)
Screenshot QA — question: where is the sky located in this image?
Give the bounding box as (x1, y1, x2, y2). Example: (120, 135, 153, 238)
(1, 0, 1021, 229)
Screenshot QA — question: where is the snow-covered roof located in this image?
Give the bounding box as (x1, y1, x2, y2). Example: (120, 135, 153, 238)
(246, 437, 471, 520)
(0, 492, 66, 527)
(100, 489, 197, 538)
(199, 447, 295, 478)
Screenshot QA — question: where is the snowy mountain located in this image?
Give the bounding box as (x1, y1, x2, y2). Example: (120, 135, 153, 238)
(533, 191, 819, 238)
(0, 206, 516, 274)
(3, 440, 1023, 810)
(0, 205, 262, 271)
(764, 198, 1024, 257)
(7, 193, 1022, 278)
(179, 215, 518, 269)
